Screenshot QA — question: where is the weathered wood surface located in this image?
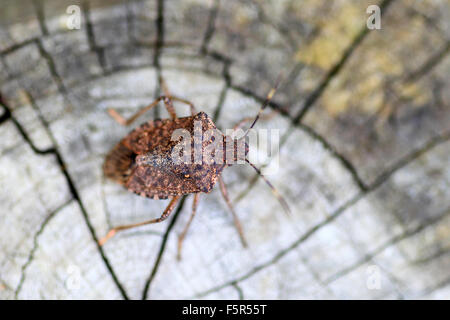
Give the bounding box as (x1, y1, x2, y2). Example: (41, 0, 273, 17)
(0, 0, 449, 299)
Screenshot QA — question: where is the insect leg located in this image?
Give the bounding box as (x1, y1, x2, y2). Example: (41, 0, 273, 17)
(218, 177, 248, 248)
(169, 96, 197, 116)
(177, 193, 200, 260)
(107, 96, 166, 126)
(159, 74, 197, 116)
(159, 75, 178, 120)
(232, 111, 277, 131)
(242, 75, 283, 137)
(160, 96, 197, 118)
(245, 159, 291, 216)
(98, 195, 181, 246)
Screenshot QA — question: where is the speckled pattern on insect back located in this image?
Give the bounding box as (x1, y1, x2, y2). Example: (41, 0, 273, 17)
(103, 111, 226, 199)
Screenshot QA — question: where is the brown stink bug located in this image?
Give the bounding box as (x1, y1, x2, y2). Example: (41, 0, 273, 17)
(99, 77, 290, 259)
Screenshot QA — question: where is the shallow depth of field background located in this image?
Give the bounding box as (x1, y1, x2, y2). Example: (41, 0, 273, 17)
(0, 0, 449, 299)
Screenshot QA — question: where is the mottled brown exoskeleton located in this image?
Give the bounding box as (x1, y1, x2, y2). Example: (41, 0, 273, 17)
(100, 78, 290, 259)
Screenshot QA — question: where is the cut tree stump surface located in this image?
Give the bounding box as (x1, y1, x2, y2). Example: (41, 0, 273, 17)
(0, 0, 449, 299)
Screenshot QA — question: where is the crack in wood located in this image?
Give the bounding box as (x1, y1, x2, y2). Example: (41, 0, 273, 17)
(200, 0, 220, 54)
(405, 40, 450, 83)
(324, 206, 450, 285)
(252, 0, 298, 52)
(32, 0, 49, 36)
(212, 82, 228, 124)
(153, 0, 165, 68)
(14, 199, 73, 298)
(232, 283, 244, 300)
(2, 0, 449, 299)
(421, 274, 450, 297)
(412, 247, 450, 266)
(192, 131, 450, 298)
(35, 39, 70, 97)
(142, 196, 187, 300)
(0, 95, 54, 155)
(293, 0, 396, 123)
(1, 91, 130, 299)
(193, 193, 364, 298)
(81, 0, 107, 73)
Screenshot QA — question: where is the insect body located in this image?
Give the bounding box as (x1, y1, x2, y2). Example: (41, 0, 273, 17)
(99, 79, 289, 259)
(104, 111, 236, 198)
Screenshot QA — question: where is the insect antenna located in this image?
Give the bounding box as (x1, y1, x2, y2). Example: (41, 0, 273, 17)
(242, 74, 283, 138)
(245, 158, 291, 216)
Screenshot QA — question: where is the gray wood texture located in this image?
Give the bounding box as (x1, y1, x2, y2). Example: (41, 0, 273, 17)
(0, 0, 449, 299)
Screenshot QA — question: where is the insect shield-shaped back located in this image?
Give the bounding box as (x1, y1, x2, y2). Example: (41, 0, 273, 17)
(103, 112, 232, 199)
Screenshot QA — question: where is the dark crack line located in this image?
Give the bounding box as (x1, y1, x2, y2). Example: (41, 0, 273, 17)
(4, 43, 230, 108)
(337, 218, 405, 298)
(369, 130, 450, 191)
(212, 83, 228, 124)
(232, 283, 244, 300)
(212, 63, 230, 124)
(226, 58, 305, 116)
(142, 195, 187, 300)
(324, 206, 450, 285)
(30, 97, 130, 300)
(200, 0, 220, 54)
(125, 0, 136, 44)
(405, 40, 450, 83)
(0, 102, 11, 125)
(193, 193, 363, 298)
(230, 84, 291, 117)
(298, 253, 336, 297)
(0, 95, 53, 155)
(3, 45, 228, 118)
(421, 274, 450, 297)
(0, 38, 38, 56)
(204, 49, 233, 66)
(412, 247, 450, 266)
(252, 0, 297, 51)
(1, 91, 130, 300)
(153, 68, 163, 119)
(153, 0, 165, 68)
(193, 129, 450, 298)
(32, 0, 49, 36)
(298, 123, 368, 191)
(321, 131, 450, 286)
(14, 199, 73, 298)
(229, 82, 367, 191)
(293, 0, 396, 123)
(376, 264, 405, 299)
(151, 0, 167, 119)
(0, 20, 107, 57)
(81, 0, 107, 73)
(407, 7, 449, 41)
(35, 39, 69, 97)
